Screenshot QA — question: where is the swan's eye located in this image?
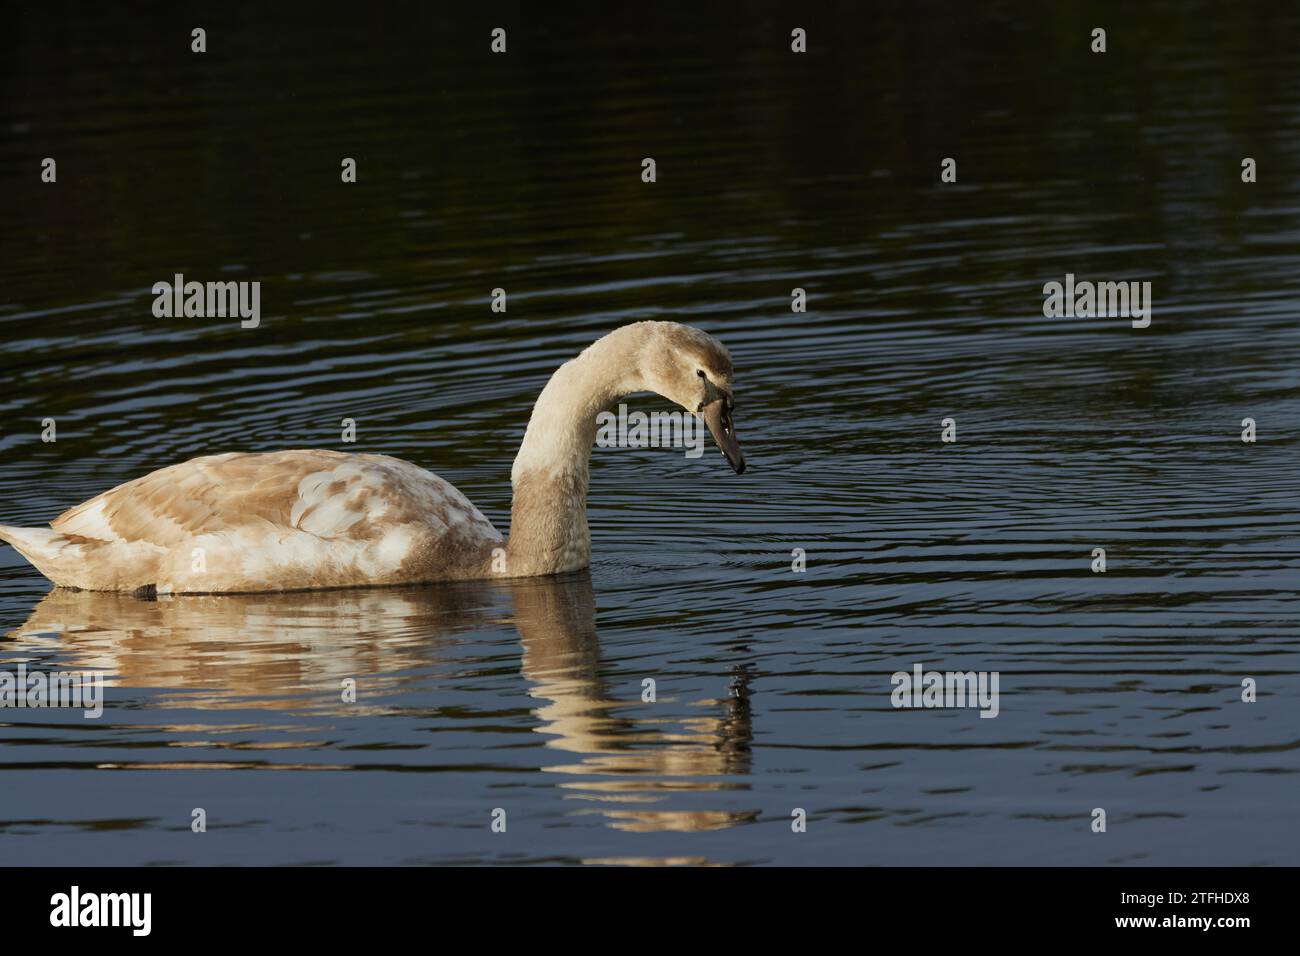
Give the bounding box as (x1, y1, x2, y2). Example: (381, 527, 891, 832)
(696, 369, 706, 379)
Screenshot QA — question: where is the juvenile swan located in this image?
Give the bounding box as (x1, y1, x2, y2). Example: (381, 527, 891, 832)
(0, 322, 744, 594)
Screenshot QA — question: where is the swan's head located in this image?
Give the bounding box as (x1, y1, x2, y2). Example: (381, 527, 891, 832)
(639, 322, 745, 474)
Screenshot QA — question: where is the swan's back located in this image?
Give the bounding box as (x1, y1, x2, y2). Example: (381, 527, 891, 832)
(2, 450, 503, 593)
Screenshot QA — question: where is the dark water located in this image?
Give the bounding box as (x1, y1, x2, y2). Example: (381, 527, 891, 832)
(2, 1, 1299, 865)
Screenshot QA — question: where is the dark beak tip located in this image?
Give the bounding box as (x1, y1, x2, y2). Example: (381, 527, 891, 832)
(703, 399, 745, 476)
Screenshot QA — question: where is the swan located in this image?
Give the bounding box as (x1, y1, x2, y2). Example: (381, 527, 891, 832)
(0, 321, 744, 594)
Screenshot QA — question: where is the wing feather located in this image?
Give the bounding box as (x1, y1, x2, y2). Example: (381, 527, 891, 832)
(51, 450, 496, 549)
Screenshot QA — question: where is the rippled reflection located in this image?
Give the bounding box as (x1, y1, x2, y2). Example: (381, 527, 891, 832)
(514, 576, 757, 832)
(6, 575, 757, 833)
(9, 585, 494, 713)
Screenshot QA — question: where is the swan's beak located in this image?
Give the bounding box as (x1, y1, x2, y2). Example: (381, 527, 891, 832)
(703, 399, 745, 474)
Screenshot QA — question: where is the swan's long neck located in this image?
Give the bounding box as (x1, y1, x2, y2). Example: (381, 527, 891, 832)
(504, 327, 645, 576)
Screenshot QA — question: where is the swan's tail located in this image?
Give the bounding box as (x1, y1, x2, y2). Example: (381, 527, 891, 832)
(0, 524, 83, 585)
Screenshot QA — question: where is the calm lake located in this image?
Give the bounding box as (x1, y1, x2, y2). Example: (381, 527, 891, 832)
(2, 2, 1299, 865)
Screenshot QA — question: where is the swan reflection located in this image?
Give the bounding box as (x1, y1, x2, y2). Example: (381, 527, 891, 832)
(4, 575, 756, 834)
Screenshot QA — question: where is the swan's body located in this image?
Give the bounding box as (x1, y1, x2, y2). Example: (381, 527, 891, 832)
(0, 450, 504, 593)
(0, 321, 743, 594)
